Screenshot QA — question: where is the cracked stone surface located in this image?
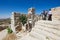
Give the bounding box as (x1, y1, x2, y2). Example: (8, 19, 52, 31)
(17, 20, 60, 40)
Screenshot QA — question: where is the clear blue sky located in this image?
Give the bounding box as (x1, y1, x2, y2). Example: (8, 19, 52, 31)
(0, 0, 60, 18)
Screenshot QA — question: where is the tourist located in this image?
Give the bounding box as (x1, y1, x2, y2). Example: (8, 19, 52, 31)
(42, 10, 48, 20)
(48, 9, 52, 21)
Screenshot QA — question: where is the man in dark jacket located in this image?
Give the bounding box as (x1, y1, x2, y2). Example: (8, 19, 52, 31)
(42, 10, 48, 20)
(48, 9, 52, 21)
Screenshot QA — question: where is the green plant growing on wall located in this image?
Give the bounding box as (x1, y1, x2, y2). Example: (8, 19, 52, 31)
(19, 14, 27, 25)
(7, 27, 13, 34)
(46, 36, 50, 40)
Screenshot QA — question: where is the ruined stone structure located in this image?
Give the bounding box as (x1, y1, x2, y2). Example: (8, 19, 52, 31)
(28, 7, 35, 27)
(35, 14, 41, 21)
(51, 7, 60, 21)
(11, 12, 22, 33)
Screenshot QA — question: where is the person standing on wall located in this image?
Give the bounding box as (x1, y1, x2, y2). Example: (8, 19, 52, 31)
(48, 9, 52, 21)
(42, 10, 48, 20)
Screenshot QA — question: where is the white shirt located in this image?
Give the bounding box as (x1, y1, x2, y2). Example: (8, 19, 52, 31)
(48, 11, 52, 14)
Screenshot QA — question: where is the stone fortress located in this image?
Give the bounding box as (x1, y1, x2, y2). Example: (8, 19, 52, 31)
(10, 7, 60, 33)
(11, 7, 37, 33)
(0, 7, 60, 40)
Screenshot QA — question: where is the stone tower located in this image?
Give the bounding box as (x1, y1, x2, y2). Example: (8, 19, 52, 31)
(28, 7, 35, 27)
(28, 7, 35, 19)
(11, 12, 22, 33)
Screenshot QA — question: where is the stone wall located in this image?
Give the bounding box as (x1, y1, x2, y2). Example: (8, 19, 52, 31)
(51, 7, 60, 21)
(11, 12, 22, 33)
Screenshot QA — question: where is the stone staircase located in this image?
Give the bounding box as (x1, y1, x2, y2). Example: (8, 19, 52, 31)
(17, 20, 60, 40)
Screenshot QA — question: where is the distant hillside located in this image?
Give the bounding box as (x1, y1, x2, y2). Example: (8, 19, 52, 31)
(0, 18, 11, 25)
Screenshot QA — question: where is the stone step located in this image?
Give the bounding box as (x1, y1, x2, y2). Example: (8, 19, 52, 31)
(29, 31, 47, 40)
(30, 30, 53, 40)
(36, 25, 60, 36)
(37, 23, 60, 30)
(31, 28, 60, 40)
(35, 25, 60, 37)
(37, 20, 60, 26)
(19, 33, 39, 40)
(36, 20, 60, 26)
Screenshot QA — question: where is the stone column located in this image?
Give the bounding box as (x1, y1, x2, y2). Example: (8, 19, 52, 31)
(11, 12, 16, 33)
(11, 12, 21, 33)
(28, 7, 35, 27)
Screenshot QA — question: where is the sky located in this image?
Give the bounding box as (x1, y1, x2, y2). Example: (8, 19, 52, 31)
(0, 0, 60, 19)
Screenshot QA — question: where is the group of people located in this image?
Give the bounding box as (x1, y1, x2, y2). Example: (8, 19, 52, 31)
(25, 9, 52, 32)
(42, 9, 52, 21)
